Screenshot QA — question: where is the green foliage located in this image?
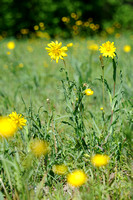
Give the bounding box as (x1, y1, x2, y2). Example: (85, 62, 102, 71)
(0, 0, 133, 37)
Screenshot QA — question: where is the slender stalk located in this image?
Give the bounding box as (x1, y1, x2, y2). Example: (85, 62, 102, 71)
(99, 55, 105, 108)
(102, 66, 105, 107)
(111, 58, 117, 124)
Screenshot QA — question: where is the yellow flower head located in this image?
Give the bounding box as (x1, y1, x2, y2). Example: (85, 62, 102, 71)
(99, 41, 116, 59)
(88, 44, 99, 51)
(91, 154, 110, 167)
(123, 45, 131, 53)
(52, 164, 68, 175)
(30, 139, 49, 157)
(85, 89, 94, 96)
(9, 112, 27, 129)
(0, 117, 17, 138)
(67, 43, 73, 47)
(100, 107, 104, 111)
(7, 51, 11, 55)
(45, 41, 68, 63)
(7, 41, 15, 50)
(67, 169, 87, 187)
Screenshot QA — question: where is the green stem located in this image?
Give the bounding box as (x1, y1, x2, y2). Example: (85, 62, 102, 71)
(102, 66, 105, 107)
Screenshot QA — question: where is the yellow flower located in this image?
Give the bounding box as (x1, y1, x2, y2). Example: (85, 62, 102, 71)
(34, 25, 39, 31)
(45, 41, 68, 63)
(7, 41, 15, 50)
(100, 107, 104, 111)
(67, 43, 73, 47)
(52, 164, 68, 175)
(30, 139, 49, 157)
(0, 117, 17, 138)
(85, 89, 94, 96)
(7, 51, 11, 55)
(123, 45, 131, 53)
(91, 154, 110, 167)
(18, 63, 24, 68)
(67, 170, 87, 187)
(9, 112, 27, 129)
(88, 44, 99, 51)
(99, 41, 116, 59)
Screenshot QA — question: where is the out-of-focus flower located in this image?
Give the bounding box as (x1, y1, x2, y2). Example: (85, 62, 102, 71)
(67, 170, 87, 187)
(20, 29, 29, 35)
(45, 41, 68, 63)
(30, 139, 49, 157)
(100, 107, 104, 111)
(27, 46, 33, 52)
(7, 41, 15, 50)
(39, 22, 44, 28)
(67, 43, 73, 47)
(71, 13, 77, 19)
(9, 111, 27, 129)
(123, 45, 131, 53)
(88, 44, 99, 51)
(91, 154, 110, 167)
(52, 164, 68, 175)
(7, 51, 11, 55)
(34, 25, 39, 31)
(0, 117, 17, 138)
(115, 33, 120, 38)
(85, 89, 94, 96)
(99, 41, 116, 59)
(76, 20, 82, 26)
(18, 63, 24, 68)
(106, 27, 114, 34)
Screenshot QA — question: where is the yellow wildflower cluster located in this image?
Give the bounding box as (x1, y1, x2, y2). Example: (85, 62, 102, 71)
(0, 112, 27, 138)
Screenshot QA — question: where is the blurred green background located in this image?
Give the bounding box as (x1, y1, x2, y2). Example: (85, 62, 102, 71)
(0, 0, 133, 38)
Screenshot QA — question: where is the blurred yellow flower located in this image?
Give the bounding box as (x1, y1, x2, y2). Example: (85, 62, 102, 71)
(7, 41, 15, 50)
(9, 111, 27, 129)
(18, 63, 24, 68)
(34, 25, 39, 31)
(0, 117, 17, 138)
(52, 164, 68, 175)
(30, 139, 49, 157)
(67, 170, 87, 187)
(45, 41, 68, 63)
(115, 33, 120, 38)
(91, 154, 110, 167)
(7, 51, 11, 55)
(100, 107, 104, 111)
(88, 44, 99, 51)
(99, 41, 116, 59)
(27, 46, 33, 52)
(76, 20, 82, 26)
(85, 89, 94, 96)
(123, 45, 131, 53)
(67, 43, 73, 47)
(20, 29, 29, 35)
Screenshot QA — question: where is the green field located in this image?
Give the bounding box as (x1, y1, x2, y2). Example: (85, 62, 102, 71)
(0, 35, 132, 200)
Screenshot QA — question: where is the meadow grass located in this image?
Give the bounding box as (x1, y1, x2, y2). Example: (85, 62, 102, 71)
(0, 35, 132, 200)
